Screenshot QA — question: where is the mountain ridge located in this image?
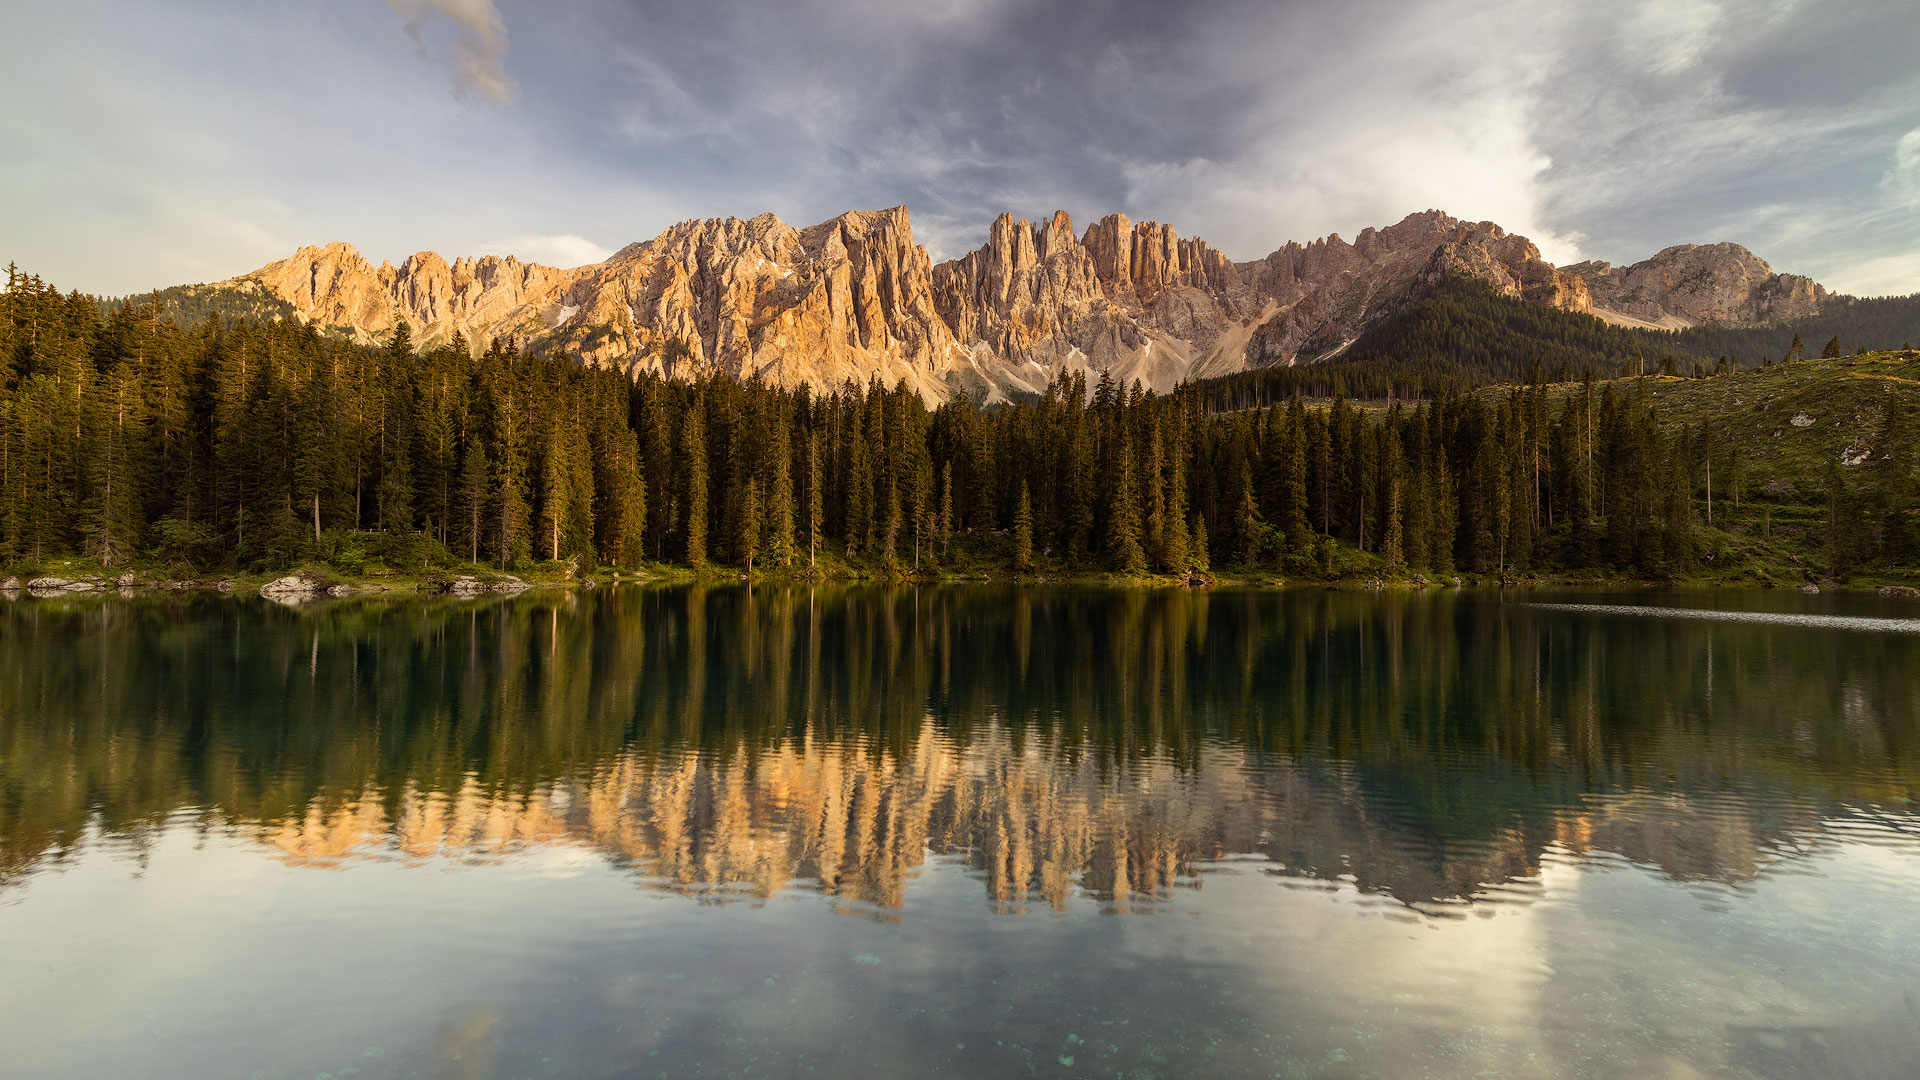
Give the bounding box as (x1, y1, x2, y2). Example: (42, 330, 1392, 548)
(206, 207, 1835, 401)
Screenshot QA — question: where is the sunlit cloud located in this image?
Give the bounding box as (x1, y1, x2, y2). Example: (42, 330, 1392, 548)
(390, 0, 517, 104)
(0, 0, 1915, 296)
(479, 233, 614, 268)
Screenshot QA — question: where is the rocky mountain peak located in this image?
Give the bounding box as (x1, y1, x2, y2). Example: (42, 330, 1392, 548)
(223, 204, 1835, 402)
(1563, 241, 1828, 329)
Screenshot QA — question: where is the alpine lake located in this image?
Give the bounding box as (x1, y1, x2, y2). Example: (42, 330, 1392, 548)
(2, 584, 1917, 1080)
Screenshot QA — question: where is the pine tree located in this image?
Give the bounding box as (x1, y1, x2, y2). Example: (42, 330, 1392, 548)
(1381, 471, 1405, 576)
(765, 416, 795, 569)
(1237, 471, 1262, 569)
(1109, 442, 1148, 575)
(1162, 426, 1191, 572)
(539, 417, 572, 562)
(881, 479, 901, 567)
(639, 387, 675, 559)
(738, 477, 763, 573)
(1821, 336, 1842, 359)
(682, 403, 708, 568)
(1281, 400, 1312, 554)
(938, 458, 954, 556)
(1144, 426, 1168, 566)
(1013, 480, 1034, 573)
(807, 429, 824, 570)
(458, 438, 489, 563)
(845, 406, 873, 558)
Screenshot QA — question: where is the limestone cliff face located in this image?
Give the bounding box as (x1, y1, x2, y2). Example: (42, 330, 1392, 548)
(555, 207, 965, 401)
(1239, 211, 1589, 363)
(1563, 243, 1828, 329)
(228, 207, 1832, 401)
(248, 241, 573, 347)
(929, 210, 1256, 396)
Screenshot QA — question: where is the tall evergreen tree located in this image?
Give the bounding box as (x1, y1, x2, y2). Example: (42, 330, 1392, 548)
(1013, 480, 1034, 574)
(682, 403, 708, 568)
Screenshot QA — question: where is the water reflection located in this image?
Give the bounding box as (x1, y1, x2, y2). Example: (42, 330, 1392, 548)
(4, 585, 1916, 914)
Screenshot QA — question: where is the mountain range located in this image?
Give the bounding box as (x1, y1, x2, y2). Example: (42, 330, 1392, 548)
(180, 207, 1836, 401)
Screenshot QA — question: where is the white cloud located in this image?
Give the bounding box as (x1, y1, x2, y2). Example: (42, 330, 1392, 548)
(1110, 0, 1585, 264)
(1885, 126, 1920, 204)
(1822, 250, 1920, 298)
(1621, 0, 1725, 75)
(389, 0, 517, 105)
(480, 234, 614, 268)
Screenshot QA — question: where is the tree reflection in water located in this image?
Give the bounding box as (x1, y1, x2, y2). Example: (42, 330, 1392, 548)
(3, 585, 1917, 913)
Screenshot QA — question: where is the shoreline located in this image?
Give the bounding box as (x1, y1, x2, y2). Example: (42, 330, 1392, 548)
(4, 562, 1918, 601)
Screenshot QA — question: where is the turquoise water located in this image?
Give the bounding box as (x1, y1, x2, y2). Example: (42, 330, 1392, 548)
(2, 586, 1917, 1079)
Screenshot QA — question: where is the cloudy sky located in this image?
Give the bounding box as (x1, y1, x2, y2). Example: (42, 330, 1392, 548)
(5, 0, 1918, 297)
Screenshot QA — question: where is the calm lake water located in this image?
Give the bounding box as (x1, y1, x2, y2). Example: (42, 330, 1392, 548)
(3, 585, 1918, 1080)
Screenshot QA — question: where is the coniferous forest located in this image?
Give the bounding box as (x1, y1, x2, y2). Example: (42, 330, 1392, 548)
(4, 265, 1917, 585)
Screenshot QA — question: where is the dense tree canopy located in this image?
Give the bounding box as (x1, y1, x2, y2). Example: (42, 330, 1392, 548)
(3, 265, 1913, 581)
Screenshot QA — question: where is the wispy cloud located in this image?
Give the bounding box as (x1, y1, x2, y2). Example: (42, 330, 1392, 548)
(3, 0, 1917, 297)
(479, 233, 613, 268)
(389, 0, 516, 105)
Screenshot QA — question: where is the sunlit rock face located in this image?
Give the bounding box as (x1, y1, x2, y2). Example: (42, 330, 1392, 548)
(230, 209, 1830, 400)
(1563, 243, 1829, 330)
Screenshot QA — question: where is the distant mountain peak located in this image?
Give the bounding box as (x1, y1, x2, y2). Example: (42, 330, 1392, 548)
(213, 207, 1832, 400)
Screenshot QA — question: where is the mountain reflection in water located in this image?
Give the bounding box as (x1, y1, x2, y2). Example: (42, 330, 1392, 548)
(5, 585, 1916, 915)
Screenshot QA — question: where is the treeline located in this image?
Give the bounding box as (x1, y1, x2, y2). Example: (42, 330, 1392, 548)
(1195, 276, 1698, 409)
(1336, 275, 1693, 381)
(1196, 278, 1920, 411)
(3, 265, 1915, 579)
(1658, 293, 1920, 365)
(93, 281, 299, 332)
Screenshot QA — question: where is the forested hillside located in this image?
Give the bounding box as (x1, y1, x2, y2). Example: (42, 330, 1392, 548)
(3, 265, 1916, 586)
(1195, 278, 1920, 410)
(94, 279, 299, 332)
(1660, 293, 1920, 363)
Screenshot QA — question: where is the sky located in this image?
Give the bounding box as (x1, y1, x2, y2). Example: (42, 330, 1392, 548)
(3, 0, 1918, 297)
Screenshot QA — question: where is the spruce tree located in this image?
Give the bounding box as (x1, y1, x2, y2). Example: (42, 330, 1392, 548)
(1163, 426, 1191, 572)
(458, 438, 489, 563)
(881, 479, 901, 567)
(1013, 480, 1034, 573)
(682, 404, 708, 568)
(1109, 443, 1147, 575)
(765, 417, 795, 569)
(738, 477, 763, 573)
(807, 430, 824, 570)
(938, 458, 954, 557)
(1237, 471, 1261, 569)
(539, 417, 571, 562)
(845, 408, 873, 557)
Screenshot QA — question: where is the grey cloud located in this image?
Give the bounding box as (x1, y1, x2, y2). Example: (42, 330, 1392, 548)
(4, 0, 1917, 297)
(391, 0, 517, 104)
